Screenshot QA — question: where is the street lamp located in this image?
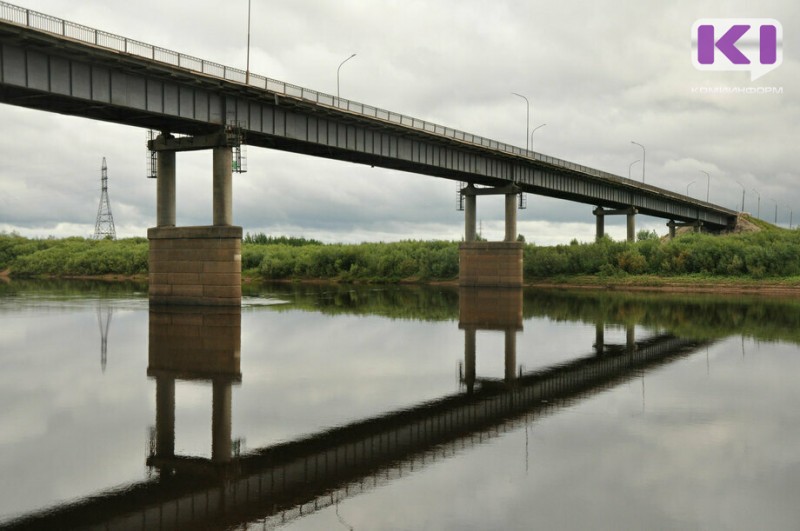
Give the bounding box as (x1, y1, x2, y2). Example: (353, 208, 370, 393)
(628, 159, 640, 179)
(337, 53, 357, 98)
(687, 181, 696, 196)
(530, 123, 546, 148)
(786, 205, 793, 229)
(768, 198, 777, 224)
(752, 188, 760, 219)
(700, 170, 710, 202)
(512, 93, 530, 151)
(736, 181, 745, 212)
(245, 0, 252, 85)
(631, 141, 645, 183)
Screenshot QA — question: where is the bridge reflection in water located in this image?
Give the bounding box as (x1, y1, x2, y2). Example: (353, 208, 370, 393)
(2, 291, 709, 531)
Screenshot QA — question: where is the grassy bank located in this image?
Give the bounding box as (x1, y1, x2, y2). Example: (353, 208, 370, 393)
(242, 239, 459, 282)
(3, 225, 800, 286)
(0, 234, 148, 278)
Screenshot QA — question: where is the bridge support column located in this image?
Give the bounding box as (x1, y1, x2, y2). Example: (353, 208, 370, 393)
(594, 207, 605, 241)
(465, 187, 477, 242)
(213, 147, 233, 226)
(592, 206, 637, 242)
(459, 184, 523, 287)
(627, 208, 637, 243)
(666, 219, 703, 239)
(156, 150, 176, 227)
(148, 131, 242, 306)
(505, 192, 517, 242)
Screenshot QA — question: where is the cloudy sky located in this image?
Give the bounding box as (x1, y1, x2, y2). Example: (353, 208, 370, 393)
(1, 0, 798, 244)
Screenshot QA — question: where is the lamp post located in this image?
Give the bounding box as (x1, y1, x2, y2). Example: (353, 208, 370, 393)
(768, 198, 777, 224)
(700, 170, 710, 202)
(736, 181, 745, 212)
(245, 0, 251, 85)
(786, 206, 793, 229)
(337, 53, 357, 98)
(752, 189, 760, 219)
(631, 141, 645, 183)
(530, 123, 546, 149)
(628, 159, 640, 179)
(686, 181, 695, 196)
(512, 92, 530, 151)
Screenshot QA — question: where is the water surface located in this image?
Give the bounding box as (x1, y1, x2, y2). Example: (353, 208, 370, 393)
(1, 281, 799, 530)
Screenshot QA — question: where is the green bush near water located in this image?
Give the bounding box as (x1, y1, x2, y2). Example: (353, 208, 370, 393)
(3, 225, 800, 281)
(0, 233, 148, 276)
(524, 229, 800, 278)
(249, 240, 459, 282)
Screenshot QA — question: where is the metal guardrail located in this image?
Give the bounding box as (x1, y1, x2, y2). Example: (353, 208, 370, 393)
(0, 1, 733, 212)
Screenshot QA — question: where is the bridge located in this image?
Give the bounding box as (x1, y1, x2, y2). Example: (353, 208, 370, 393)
(0, 300, 709, 530)
(0, 2, 739, 302)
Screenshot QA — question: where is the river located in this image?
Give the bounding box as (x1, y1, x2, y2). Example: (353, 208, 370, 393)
(1, 280, 799, 530)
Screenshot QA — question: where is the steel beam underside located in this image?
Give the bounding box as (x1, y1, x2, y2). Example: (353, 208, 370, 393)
(0, 26, 735, 228)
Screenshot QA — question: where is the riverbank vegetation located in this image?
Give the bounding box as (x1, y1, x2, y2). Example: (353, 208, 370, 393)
(3, 224, 800, 283)
(0, 234, 148, 277)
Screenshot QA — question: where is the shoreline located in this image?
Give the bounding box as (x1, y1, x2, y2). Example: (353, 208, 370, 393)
(526, 280, 800, 296)
(6, 272, 800, 296)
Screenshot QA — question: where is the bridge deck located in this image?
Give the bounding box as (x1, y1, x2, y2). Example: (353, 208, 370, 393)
(0, 1, 737, 228)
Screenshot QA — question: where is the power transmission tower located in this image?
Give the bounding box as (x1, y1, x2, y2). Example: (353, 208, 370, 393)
(93, 157, 116, 239)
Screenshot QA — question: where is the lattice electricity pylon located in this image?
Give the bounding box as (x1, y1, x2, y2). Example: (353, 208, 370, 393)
(146, 130, 157, 179)
(456, 181, 466, 211)
(93, 157, 117, 239)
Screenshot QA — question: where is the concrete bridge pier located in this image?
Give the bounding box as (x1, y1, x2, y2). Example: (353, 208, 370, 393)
(148, 131, 242, 306)
(593, 207, 638, 243)
(667, 219, 703, 239)
(627, 209, 637, 242)
(459, 184, 523, 287)
(156, 147, 176, 227)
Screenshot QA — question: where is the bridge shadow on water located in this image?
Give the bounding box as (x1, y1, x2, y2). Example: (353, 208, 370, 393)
(4, 285, 772, 530)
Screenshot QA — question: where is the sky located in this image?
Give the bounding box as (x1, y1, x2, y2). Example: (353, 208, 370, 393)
(0, 0, 798, 244)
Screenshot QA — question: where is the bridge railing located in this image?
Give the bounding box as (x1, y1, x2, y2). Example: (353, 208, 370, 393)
(0, 1, 732, 213)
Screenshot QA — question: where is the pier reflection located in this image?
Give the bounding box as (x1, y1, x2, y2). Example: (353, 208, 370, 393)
(459, 287, 523, 391)
(3, 292, 712, 531)
(147, 306, 242, 478)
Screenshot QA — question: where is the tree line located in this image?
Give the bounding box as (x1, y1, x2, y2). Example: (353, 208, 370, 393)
(2, 227, 799, 281)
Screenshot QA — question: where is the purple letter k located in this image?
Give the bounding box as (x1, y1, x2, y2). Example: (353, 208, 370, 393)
(697, 24, 751, 65)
